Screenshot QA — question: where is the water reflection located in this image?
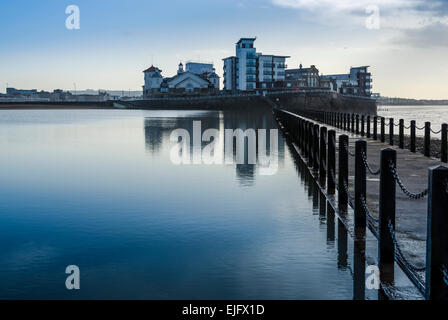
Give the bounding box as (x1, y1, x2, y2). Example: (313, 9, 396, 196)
(0, 108, 368, 299)
(143, 109, 285, 187)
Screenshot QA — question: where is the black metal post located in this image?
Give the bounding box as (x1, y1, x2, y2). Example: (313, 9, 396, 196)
(381, 117, 385, 142)
(354, 140, 367, 240)
(425, 165, 448, 300)
(389, 118, 394, 146)
(373, 116, 378, 140)
(338, 135, 349, 212)
(314, 124, 320, 171)
(410, 120, 416, 153)
(356, 114, 359, 135)
(367, 115, 371, 138)
(308, 122, 313, 165)
(442, 124, 447, 163)
(351, 114, 355, 133)
(361, 115, 365, 137)
(320, 126, 327, 187)
(399, 119, 404, 149)
(425, 122, 431, 157)
(379, 148, 396, 286)
(327, 130, 336, 195)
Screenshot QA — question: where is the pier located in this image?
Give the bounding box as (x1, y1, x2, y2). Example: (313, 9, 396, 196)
(273, 104, 448, 299)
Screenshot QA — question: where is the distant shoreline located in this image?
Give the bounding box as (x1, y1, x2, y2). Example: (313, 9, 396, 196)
(0, 103, 114, 110)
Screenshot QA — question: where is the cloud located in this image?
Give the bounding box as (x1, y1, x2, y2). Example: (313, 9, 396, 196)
(271, 0, 448, 30)
(393, 22, 448, 47)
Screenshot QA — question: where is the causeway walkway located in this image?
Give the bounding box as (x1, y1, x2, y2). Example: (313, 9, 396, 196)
(277, 109, 446, 296)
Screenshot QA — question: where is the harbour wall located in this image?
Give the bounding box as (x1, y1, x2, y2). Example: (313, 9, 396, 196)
(118, 91, 377, 114)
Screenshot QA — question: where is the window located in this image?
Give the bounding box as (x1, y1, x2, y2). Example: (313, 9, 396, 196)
(242, 44, 246, 48)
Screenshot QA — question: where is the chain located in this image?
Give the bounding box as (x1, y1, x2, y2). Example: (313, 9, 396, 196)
(342, 179, 355, 209)
(361, 150, 381, 175)
(389, 161, 429, 199)
(329, 169, 339, 191)
(360, 195, 379, 223)
(416, 125, 425, 130)
(343, 141, 355, 157)
(388, 220, 426, 272)
(431, 128, 442, 134)
(442, 265, 448, 286)
(404, 124, 411, 129)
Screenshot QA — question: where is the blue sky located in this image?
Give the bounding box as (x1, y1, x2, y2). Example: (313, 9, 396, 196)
(1, 0, 447, 98)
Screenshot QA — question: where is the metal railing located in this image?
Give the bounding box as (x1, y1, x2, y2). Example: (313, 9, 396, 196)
(298, 109, 448, 163)
(273, 105, 448, 300)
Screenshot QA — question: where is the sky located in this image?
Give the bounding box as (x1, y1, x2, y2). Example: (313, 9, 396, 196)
(0, 0, 447, 99)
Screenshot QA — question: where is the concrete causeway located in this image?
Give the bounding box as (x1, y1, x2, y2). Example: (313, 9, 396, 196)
(296, 113, 445, 286)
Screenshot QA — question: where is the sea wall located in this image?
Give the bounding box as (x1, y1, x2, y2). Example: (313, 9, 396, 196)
(122, 91, 377, 115)
(269, 91, 377, 115)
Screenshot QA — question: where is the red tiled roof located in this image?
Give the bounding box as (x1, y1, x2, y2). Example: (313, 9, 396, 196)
(143, 65, 161, 73)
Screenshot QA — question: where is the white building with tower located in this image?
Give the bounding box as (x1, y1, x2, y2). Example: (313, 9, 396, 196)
(223, 38, 289, 92)
(143, 62, 220, 98)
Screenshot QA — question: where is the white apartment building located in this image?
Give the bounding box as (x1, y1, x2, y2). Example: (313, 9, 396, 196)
(223, 38, 289, 92)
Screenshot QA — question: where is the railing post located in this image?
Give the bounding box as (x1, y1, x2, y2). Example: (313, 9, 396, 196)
(353, 140, 367, 301)
(399, 119, 404, 149)
(367, 115, 371, 138)
(356, 114, 360, 135)
(373, 116, 378, 140)
(361, 115, 365, 137)
(425, 165, 448, 300)
(410, 120, 416, 153)
(351, 114, 355, 133)
(308, 122, 313, 165)
(379, 148, 396, 286)
(347, 114, 350, 132)
(327, 130, 336, 195)
(389, 118, 394, 146)
(344, 113, 347, 131)
(354, 140, 367, 240)
(442, 124, 447, 163)
(338, 135, 349, 212)
(314, 124, 320, 171)
(425, 122, 431, 157)
(381, 117, 385, 142)
(320, 126, 327, 187)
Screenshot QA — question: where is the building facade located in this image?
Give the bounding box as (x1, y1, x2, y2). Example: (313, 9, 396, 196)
(223, 38, 289, 92)
(321, 66, 372, 96)
(143, 62, 220, 97)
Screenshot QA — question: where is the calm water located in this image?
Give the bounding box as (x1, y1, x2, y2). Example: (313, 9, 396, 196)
(378, 105, 448, 137)
(0, 108, 357, 299)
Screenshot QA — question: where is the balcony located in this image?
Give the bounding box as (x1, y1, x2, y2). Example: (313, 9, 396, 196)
(263, 63, 273, 68)
(246, 70, 257, 75)
(263, 71, 274, 75)
(246, 76, 256, 82)
(246, 53, 257, 59)
(276, 64, 287, 69)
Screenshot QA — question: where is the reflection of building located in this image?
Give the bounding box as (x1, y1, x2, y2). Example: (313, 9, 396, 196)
(143, 109, 284, 186)
(143, 62, 220, 98)
(223, 38, 289, 92)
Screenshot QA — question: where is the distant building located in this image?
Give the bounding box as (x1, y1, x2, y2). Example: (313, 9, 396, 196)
(321, 66, 372, 97)
(6, 88, 38, 95)
(142, 62, 220, 98)
(185, 62, 214, 75)
(223, 38, 290, 92)
(285, 64, 320, 88)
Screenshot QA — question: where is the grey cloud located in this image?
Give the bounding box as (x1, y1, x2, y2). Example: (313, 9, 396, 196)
(394, 22, 448, 47)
